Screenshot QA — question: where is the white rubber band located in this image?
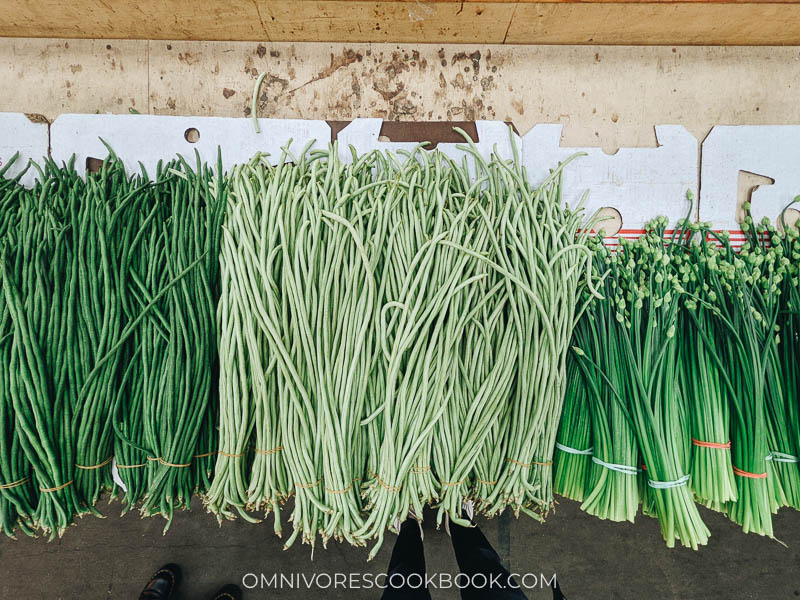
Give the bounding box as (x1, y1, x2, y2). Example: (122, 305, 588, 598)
(647, 474, 690, 489)
(768, 452, 800, 464)
(556, 443, 594, 456)
(591, 456, 640, 475)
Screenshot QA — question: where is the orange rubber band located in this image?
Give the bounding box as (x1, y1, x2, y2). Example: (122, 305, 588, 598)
(254, 446, 283, 456)
(692, 438, 731, 449)
(217, 451, 244, 458)
(732, 466, 767, 479)
(475, 478, 498, 486)
(116, 462, 146, 469)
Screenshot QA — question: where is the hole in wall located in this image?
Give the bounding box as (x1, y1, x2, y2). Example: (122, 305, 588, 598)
(377, 121, 480, 149)
(86, 157, 104, 174)
(184, 128, 200, 144)
(594, 207, 623, 237)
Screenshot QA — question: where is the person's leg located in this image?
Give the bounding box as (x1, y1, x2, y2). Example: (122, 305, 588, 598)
(449, 521, 527, 600)
(381, 519, 432, 600)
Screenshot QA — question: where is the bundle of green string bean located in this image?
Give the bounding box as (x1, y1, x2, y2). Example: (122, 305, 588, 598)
(0, 153, 223, 537)
(111, 156, 225, 526)
(0, 156, 38, 538)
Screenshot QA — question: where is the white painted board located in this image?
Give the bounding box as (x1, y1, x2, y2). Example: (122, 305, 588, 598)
(336, 118, 520, 174)
(50, 114, 330, 177)
(701, 126, 800, 232)
(0, 113, 49, 187)
(522, 124, 698, 240)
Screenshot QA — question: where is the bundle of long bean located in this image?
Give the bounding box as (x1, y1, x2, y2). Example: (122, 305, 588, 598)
(475, 155, 600, 522)
(2, 161, 83, 537)
(0, 156, 38, 538)
(360, 148, 500, 556)
(122, 156, 225, 526)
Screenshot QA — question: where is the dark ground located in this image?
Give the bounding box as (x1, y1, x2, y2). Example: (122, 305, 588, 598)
(0, 497, 798, 599)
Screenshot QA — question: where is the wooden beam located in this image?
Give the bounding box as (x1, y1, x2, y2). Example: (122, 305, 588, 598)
(2, 1, 799, 45)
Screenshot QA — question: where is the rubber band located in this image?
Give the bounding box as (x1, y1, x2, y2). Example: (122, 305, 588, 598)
(254, 446, 283, 456)
(324, 483, 353, 495)
(295, 478, 322, 490)
(193, 451, 217, 459)
(732, 466, 767, 479)
(555, 443, 594, 456)
(768, 452, 800, 464)
(692, 438, 731, 449)
(507, 457, 553, 468)
(369, 471, 402, 493)
(157, 458, 192, 468)
(441, 479, 465, 487)
(647, 474, 690, 489)
(0, 476, 30, 490)
(475, 478, 498, 486)
(217, 451, 244, 458)
(116, 462, 147, 469)
(591, 456, 640, 476)
(410, 465, 431, 474)
(76, 456, 114, 470)
(39, 480, 73, 493)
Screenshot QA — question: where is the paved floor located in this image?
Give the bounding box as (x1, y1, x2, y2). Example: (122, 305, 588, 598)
(1, 496, 797, 599)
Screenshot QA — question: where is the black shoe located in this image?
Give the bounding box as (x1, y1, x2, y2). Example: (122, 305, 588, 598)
(211, 583, 243, 600)
(140, 563, 181, 600)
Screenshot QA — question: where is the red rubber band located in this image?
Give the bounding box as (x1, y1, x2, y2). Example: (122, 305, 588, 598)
(692, 438, 731, 449)
(732, 466, 767, 479)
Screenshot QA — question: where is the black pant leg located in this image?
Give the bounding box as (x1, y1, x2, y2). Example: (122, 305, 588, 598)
(449, 522, 528, 600)
(381, 520, 432, 600)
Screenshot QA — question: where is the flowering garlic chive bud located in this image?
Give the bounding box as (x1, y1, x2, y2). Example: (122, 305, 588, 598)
(743, 201, 752, 211)
(572, 346, 586, 356)
(666, 325, 676, 339)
